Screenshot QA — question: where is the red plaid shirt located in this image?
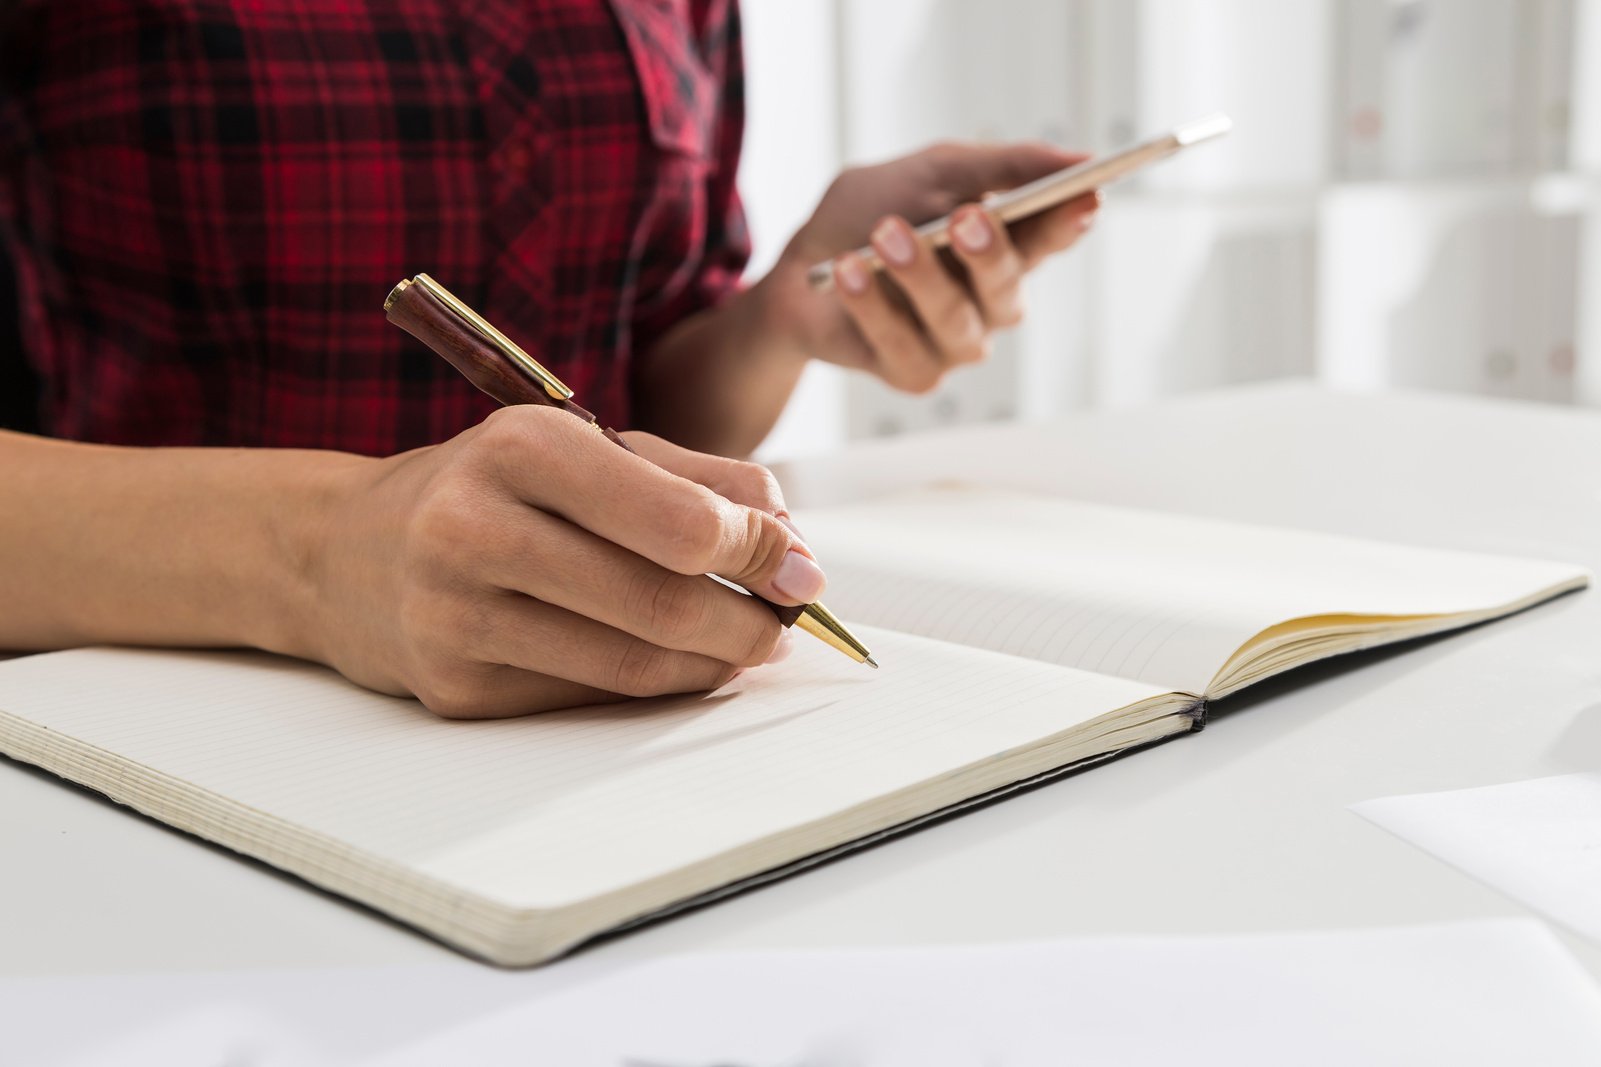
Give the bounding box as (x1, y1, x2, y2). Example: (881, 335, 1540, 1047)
(0, 0, 749, 453)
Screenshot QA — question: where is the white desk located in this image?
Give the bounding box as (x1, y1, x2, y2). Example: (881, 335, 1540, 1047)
(5, 384, 1600, 1034)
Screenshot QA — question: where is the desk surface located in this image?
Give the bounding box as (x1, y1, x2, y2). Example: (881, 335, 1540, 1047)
(5, 383, 1600, 992)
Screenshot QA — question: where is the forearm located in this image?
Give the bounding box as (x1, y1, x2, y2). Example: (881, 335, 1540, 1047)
(0, 431, 366, 657)
(632, 268, 812, 457)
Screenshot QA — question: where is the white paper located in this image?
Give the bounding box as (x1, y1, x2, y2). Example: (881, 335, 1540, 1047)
(9, 922, 1598, 1066)
(365, 921, 1601, 1067)
(1354, 771, 1601, 945)
(795, 487, 1588, 695)
(49, 1004, 324, 1067)
(0, 632, 1169, 945)
(0, 963, 549, 1067)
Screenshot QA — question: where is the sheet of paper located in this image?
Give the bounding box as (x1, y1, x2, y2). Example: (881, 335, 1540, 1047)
(364, 920, 1601, 1067)
(7, 921, 1597, 1066)
(49, 1005, 324, 1067)
(0, 630, 1170, 917)
(1354, 771, 1601, 944)
(795, 487, 1588, 694)
(0, 962, 566, 1067)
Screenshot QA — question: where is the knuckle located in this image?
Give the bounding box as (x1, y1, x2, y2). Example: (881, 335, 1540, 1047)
(414, 668, 489, 720)
(406, 482, 479, 564)
(606, 641, 679, 697)
(700, 505, 773, 585)
(892, 361, 944, 395)
(958, 338, 993, 365)
(846, 301, 889, 344)
(476, 405, 545, 450)
(657, 490, 726, 574)
(446, 590, 500, 648)
(736, 617, 784, 668)
(947, 330, 991, 367)
(976, 256, 1023, 294)
(489, 398, 585, 448)
(942, 304, 986, 349)
(470, 406, 571, 483)
(875, 328, 922, 368)
(727, 459, 783, 508)
(645, 573, 716, 646)
(737, 506, 790, 584)
(993, 295, 1025, 328)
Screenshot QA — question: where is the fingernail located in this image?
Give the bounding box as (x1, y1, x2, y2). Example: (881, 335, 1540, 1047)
(873, 219, 916, 267)
(773, 549, 827, 603)
(835, 255, 869, 296)
(765, 630, 795, 664)
(953, 210, 992, 253)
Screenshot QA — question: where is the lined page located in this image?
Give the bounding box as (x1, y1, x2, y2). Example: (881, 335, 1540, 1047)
(794, 488, 1589, 694)
(0, 631, 1171, 911)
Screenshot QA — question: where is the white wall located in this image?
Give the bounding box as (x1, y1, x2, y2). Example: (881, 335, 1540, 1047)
(738, 0, 847, 460)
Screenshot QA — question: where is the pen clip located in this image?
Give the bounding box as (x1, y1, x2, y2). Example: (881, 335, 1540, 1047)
(386, 274, 575, 402)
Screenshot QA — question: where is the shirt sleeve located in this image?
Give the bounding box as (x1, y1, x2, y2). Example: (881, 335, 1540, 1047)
(630, 0, 751, 355)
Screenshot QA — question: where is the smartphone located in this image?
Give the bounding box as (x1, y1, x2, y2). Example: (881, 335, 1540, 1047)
(806, 112, 1233, 293)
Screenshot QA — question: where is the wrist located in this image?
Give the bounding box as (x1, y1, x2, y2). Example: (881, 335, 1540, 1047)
(750, 248, 833, 369)
(254, 449, 377, 665)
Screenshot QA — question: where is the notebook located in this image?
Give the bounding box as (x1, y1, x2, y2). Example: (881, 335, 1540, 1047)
(0, 488, 1586, 966)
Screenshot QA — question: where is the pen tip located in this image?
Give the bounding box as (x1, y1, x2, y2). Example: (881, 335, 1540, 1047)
(864, 655, 879, 669)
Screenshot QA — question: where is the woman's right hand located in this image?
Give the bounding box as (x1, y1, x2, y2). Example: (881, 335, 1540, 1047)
(310, 406, 826, 718)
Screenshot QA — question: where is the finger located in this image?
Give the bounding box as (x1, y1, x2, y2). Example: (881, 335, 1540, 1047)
(870, 216, 989, 368)
(414, 661, 624, 720)
(622, 432, 817, 555)
(947, 205, 1025, 330)
(1005, 190, 1100, 269)
(476, 591, 741, 699)
(477, 504, 783, 667)
(922, 141, 1087, 201)
(482, 409, 825, 605)
(623, 433, 785, 515)
(832, 252, 944, 394)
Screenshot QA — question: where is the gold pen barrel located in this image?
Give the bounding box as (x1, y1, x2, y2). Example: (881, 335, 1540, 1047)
(795, 602, 877, 668)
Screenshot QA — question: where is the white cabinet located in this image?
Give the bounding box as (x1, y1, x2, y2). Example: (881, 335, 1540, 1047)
(1335, 0, 1579, 178)
(1089, 193, 1318, 407)
(1319, 181, 1589, 404)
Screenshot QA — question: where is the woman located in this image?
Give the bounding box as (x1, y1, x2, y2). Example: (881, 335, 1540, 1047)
(0, 0, 1097, 716)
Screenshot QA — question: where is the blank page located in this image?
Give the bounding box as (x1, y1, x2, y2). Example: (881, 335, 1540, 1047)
(0, 629, 1170, 916)
(794, 488, 1589, 695)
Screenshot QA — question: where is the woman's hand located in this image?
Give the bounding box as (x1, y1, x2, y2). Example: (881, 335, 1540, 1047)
(634, 140, 1100, 456)
(768, 141, 1100, 394)
(312, 406, 822, 718)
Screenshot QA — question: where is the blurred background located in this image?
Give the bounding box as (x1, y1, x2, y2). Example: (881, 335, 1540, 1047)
(738, 0, 1601, 459)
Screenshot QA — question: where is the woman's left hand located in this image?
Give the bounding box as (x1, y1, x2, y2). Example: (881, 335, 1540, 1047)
(765, 141, 1100, 394)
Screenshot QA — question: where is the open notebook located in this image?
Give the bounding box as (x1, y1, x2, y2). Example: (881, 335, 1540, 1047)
(0, 488, 1586, 966)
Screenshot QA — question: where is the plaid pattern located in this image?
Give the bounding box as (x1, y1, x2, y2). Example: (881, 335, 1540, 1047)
(0, 0, 748, 453)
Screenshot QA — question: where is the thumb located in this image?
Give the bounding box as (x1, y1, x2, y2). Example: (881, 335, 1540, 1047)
(705, 495, 829, 607)
(623, 432, 827, 606)
(923, 141, 1088, 200)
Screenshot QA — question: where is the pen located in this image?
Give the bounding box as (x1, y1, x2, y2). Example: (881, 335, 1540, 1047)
(384, 273, 877, 669)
